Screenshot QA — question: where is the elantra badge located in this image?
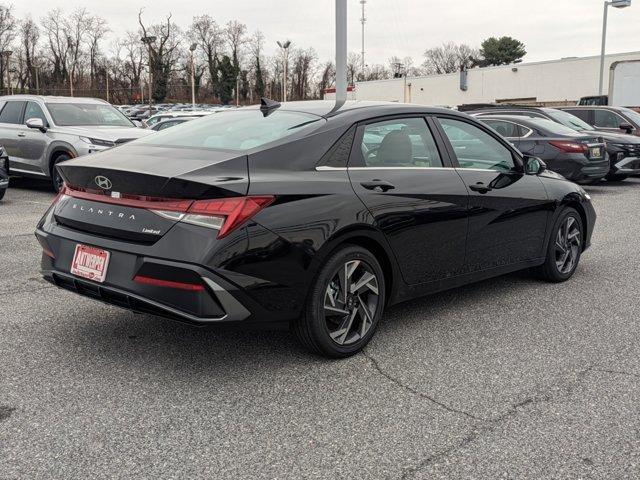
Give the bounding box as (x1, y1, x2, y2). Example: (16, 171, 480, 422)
(95, 175, 112, 190)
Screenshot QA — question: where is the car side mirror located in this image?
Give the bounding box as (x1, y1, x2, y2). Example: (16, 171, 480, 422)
(524, 155, 546, 175)
(619, 123, 634, 134)
(26, 117, 47, 132)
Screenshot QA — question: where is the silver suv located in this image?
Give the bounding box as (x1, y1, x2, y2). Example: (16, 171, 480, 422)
(0, 95, 152, 191)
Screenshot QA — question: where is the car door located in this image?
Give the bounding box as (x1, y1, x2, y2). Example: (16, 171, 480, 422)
(18, 101, 50, 174)
(434, 116, 552, 273)
(0, 100, 27, 171)
(348, 115, 469, 285)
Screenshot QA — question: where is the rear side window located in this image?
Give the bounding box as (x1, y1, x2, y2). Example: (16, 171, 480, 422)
(482, 119, 521, 138)
(358, 117, 443, 168)
(563, 109, 591, 123)
(0, 101, 25, 124)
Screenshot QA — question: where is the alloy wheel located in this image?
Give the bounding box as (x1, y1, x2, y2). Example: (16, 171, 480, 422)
(554, 216, 581, 274)
(323, 259, 380, 346)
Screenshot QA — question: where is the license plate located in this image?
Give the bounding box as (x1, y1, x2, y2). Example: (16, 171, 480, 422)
(590, 147, 602, 158)
(70, 244, 110, 283)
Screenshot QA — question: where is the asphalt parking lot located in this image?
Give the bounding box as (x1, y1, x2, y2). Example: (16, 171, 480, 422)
(1, 177, 639, 479)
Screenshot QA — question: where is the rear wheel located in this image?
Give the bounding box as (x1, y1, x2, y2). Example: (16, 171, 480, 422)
(0, 187, 5, 201)
(533, 207, 583, 282)
(294, 245, 385, 358)
(51, 153, 71, 192)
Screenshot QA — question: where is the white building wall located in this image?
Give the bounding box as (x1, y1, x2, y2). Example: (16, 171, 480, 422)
(327, 51, 640, 107)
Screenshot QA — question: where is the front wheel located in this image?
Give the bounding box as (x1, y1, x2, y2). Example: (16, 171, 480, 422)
(294, 245, 386, 358)
(605, 173, 628, 181)
(532, 207, 583, 282)
(51, 154, 71, 192)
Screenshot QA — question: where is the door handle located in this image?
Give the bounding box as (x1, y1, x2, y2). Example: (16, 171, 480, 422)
(17, 133, 26, 137)
(468, 182, 492, 194)
(360, 180, 395, 192)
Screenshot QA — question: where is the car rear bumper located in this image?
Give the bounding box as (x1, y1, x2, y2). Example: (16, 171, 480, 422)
(572, 158, 609, 183)
(36, 228, 256, 326)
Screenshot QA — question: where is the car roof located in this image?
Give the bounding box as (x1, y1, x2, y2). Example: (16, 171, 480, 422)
(0, 95, 109, 104)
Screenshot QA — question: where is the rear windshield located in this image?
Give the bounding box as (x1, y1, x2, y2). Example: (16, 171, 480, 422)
(545, 109, 595, 131)
(525, 118, 584, 136)
(135, 109, 325, 151)
(46, 103, 134, 127)
(619, 107, 640, 126)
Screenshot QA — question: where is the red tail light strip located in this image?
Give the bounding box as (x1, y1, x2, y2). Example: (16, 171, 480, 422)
(133, 275, 205, 292)
(63, 186, 193, 212)
(548, 141, 588, 154)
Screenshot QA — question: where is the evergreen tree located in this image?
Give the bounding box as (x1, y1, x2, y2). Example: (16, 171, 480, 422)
(217, 55, 236, 105)
(479, 36, 526, 66)
(255, 56, 265, 98)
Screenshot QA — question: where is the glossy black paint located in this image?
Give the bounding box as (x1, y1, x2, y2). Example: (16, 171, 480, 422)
(37, 101, 596, 328)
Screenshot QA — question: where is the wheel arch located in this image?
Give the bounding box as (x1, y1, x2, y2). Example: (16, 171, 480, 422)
(47, 143, 77, 177)
(559, 194, 589, 252)
(310, 225, 401, 305)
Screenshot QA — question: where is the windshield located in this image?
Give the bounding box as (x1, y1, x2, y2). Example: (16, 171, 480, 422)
(619, 107, 640, 126)
(546, 109, 595, 131)
(135, 109, 325, 151)
(46, 103, 134, 127)
(526, 118, 586, 136)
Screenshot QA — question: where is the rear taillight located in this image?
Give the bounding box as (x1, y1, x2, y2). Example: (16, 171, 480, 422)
(549, 140, 588, 154)
(133, 275, 205, 291)
(184, 196, 274, 238)
(63, 185, 274, 238)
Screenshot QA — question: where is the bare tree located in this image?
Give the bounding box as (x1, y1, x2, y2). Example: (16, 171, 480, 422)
(189, 15, 225, 98)
(318, 60, 335, 97)
(64, 8, 92, 94)
(290, 47, 317, 100)
(41, 9, 70, 85)
(18, 16, 39, 91)
(86, 15, 110, 90)
(423, 42, 479, 75)
(225, 20, 246, 74)
(0, 5, 16, 91)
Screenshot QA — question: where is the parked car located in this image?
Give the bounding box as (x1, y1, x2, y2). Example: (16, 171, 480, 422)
(0, 145, 8, 201)
(0, 95, 153, 191)
(144, 111, 214, 129)
(467, 105, 640, 180)
(37, 100, 596, 358)
(478, 115, 608, 183)
(558, 105, 640, 137)
(150, 117, 195, 131)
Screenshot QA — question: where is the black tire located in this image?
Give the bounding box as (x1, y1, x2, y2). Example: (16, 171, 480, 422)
(0, 187, 5, 201)
(51, 153, 71, 192)
(605, 173, 628, 181)
(532, 207, 584, 283)
(294, 245, 386, 358)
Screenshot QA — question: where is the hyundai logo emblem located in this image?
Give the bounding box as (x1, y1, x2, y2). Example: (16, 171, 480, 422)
(95, 176, 112, 190)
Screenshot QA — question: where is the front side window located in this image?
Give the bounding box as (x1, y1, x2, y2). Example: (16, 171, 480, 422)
(438, 117, 515, 172)
(46, 103, 134, 127)
(593, 109, 624, 128)
(358, 117, 443, 168)
(0, 101, 25, 125)
(136, 109, 324, 152)
(24, 102, 48, 125)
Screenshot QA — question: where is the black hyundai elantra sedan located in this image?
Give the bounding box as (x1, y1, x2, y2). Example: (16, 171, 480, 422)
(36, 100, 596, 358)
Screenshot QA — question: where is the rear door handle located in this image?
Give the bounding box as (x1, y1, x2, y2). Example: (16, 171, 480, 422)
(360, 180, 395, 192)
(17, 133, 26, 137)
(468, 182, 492, 194)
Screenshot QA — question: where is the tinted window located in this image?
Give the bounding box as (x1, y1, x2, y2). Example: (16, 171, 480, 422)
(546, 109, 594, 131)
(438, 118, 515, 172)
(618, 107, 640, 126)
(525, 118, 584, 136)
(563, 109, 591, 122)
(46, 103, 133, 127)
(24, 102, 48, 125)
(136, 110, 324, 152)
(0, 101, 25, 124)
(359, 118, 443, 168)
(482, 119, 521, 138)
(593, 109, 624, 128)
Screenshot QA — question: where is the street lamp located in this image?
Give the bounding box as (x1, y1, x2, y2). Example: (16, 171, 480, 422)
(276, 40, 291, 102)
(141, 35, 157, 113)
(189, 43, 197, 109)
(599, 0, 632, 95)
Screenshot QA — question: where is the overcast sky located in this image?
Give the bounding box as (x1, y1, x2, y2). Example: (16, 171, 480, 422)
(11, 0, 640, 66)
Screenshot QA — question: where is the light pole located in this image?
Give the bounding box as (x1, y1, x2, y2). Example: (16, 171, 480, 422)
(599, 0, 632, 95)
(105, 61, 110, 103)
(189, 43, 197, 109)
(360, 0, 367, 79)
(66, 35, 74, 97)
(276, 40, 291, 102)
(141, 35, 157, 113)
(335, 0, 347, 109)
